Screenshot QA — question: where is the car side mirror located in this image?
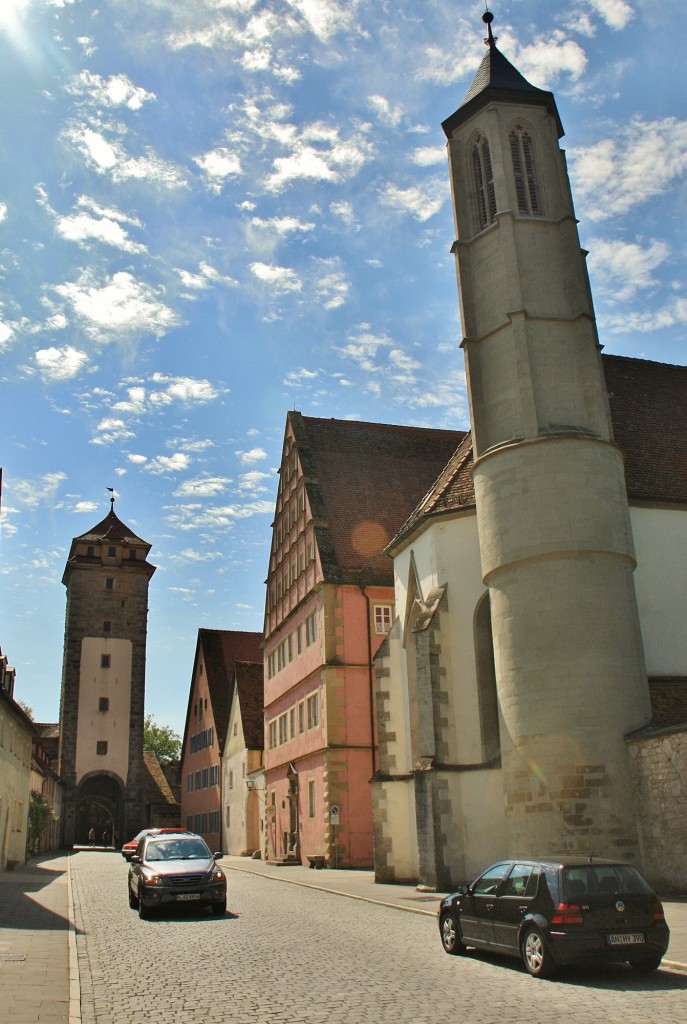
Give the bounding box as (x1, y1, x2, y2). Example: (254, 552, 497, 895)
(457, 883, 470, 895)
(213, 852, 223, 860)
(130, 855, 141, 864)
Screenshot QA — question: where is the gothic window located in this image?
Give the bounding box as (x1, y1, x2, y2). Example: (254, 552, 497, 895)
(474, 592, 500, 763)
(472, 135, 497, 229)
(509, 126, 542, 215)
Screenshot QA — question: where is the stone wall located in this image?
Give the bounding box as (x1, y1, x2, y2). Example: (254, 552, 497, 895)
(628, 725, 687, 894)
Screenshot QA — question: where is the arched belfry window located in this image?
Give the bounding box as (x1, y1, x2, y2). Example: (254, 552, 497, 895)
(509, 125, 542, 216)
(472, 135, 497, 230)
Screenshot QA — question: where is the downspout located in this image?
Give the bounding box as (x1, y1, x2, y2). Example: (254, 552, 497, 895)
(359, 586, 377, 778)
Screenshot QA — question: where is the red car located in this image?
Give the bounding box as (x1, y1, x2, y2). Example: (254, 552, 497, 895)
(121, 828, 189, 861)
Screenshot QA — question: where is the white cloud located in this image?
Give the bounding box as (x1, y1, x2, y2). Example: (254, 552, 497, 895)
(10, 472, 67, 509)
(175, 261, 238, 290)
(235, 447, 267, 465)
(164, 499, 274, 531)
(514, 34, 588, 88)
(238, 470, 272, 494)
(586, 0, 635, 31)
(311, 256, 349, 310)
(55, 210, 146, 253)
(35, 345, 89, 382)
(63, 123, 186, 188)
(73, 500, 98, 513)
(146, 453, 191, 475)
(587, 237, 670, 302)
(250, 262, 302, 293)
(379, 178, 448, 222)
(48, 270, 182, 343)
(65, 71, 156, 110)
(410, 146, 446, 168)
(0, 202, 7, 222)
(262, 120, 373, 193)
(570, 117, 687, 220)
(338, 328, 392, 371)
(150, 374, 220, 404)
(194, 148, 243, 193)
(603, 295, 687, 335)
(368, 95, 404, 129)
(174, 476, 232, 498)
(286, 0, 357, 42)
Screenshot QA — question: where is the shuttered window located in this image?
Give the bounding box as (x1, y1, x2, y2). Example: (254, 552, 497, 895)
(473, 135, 497, 229)
(510, 128, 542, 216)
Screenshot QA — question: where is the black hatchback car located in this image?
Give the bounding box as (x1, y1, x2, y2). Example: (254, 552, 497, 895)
(128, 833, 227, 918)
(438, 857, 669, 977)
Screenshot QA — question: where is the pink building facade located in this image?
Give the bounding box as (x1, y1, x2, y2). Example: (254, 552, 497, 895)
(263, 413, 460, 868)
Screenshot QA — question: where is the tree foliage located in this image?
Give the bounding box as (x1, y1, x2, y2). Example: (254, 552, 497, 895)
(143, 714, 181, 763)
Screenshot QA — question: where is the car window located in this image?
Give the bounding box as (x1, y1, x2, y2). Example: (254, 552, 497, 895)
(472, 863, 510, 895)
(563, 864, 652, 897)
(502, 863, 533, 897)
(146, 838, 210, 861)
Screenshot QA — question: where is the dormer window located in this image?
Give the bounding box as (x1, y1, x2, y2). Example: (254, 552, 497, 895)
(510, 126, 542, 215)
(473, 135, 496, 229)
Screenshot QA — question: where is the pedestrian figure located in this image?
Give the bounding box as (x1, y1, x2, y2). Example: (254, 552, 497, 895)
(101, 831, 108, 847)
(88, 827, 95, 847)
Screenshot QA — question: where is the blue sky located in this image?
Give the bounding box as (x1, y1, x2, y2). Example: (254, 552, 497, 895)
(1, 0, 685, 737)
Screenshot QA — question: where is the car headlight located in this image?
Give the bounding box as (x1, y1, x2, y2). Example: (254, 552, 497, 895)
(211, 867, 225, 882)
(142, 873, 163, 886)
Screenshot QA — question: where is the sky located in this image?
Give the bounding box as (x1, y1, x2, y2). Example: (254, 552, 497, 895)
(1, 0, 685, 739)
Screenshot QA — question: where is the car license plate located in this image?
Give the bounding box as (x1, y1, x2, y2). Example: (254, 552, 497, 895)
(176, 893, 201, 901)
(607, 933, 644, 945)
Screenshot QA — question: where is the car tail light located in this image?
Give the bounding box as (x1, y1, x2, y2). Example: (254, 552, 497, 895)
(551, 903, 584, 926)
(651, 898, 665, 923)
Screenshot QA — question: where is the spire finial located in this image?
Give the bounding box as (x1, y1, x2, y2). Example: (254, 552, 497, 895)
(106, 486, 115, 509)
(483, 5, 496, 48)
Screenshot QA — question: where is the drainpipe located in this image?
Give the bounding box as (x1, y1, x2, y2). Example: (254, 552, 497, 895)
(359, 586, 377, 778)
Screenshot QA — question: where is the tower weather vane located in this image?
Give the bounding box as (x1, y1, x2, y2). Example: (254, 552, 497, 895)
(106, 487, 115, 508)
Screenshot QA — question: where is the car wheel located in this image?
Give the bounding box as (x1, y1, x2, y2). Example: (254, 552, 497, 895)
(629, 954, 662, 973)
(521, 926, 556, 978)
(128, 883, 139, 909)
(212, 899, 227, 916)
(440, 912, 466, 955)
(137, 889, 150, 919)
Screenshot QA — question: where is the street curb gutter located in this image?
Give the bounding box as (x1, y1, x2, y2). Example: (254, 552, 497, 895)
(67, 855, 82, 1024)
(225, 863, 687, 973)
(226, 863, 438, 917)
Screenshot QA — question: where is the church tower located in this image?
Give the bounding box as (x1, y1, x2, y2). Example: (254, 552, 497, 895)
(58, 498, 156, 847)
(442, 10, 651, 858)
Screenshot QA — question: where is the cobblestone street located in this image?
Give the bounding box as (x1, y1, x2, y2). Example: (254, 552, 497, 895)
(70, 852, 687, 1024)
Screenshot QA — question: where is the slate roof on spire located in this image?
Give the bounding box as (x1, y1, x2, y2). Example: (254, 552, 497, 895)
(442, 30, 564, 139)
(74, 507, 150, 547)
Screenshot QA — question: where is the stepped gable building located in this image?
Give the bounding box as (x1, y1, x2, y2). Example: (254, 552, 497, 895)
(180, 629, 261, 852)
(372, 10, 687, 892)
(262, 412, 462, 868)
(58, 500, 156, 847)
(222, 660, 264, 856)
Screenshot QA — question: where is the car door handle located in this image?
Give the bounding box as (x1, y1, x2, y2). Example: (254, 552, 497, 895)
(485, 903, 494, 911)
(519, 905, 528, 913)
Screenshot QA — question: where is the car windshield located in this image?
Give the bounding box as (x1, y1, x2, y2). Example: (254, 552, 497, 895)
(145, 839, 210, 861)
(563, 864, 653, 898)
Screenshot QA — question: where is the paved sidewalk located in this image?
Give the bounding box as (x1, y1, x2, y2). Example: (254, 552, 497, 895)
(0, 851, 686, 1024)
(0, 852, 78, 1024)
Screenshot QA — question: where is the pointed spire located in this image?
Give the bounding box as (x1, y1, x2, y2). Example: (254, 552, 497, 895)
(441, 6, 564, 139)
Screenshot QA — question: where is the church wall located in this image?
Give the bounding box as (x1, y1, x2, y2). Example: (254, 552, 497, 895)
(631, 507, 687, 676)
(442, 769, 506, 883)
(628, 726, 687, 893)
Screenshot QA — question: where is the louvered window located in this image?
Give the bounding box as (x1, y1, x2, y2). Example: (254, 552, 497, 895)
(473, 135, 497, 229)
(510, 127, 542, 216)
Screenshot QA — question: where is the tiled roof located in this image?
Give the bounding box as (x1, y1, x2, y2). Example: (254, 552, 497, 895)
(293, 414, 465, 587)
(648, 679, 687, 731)
(603, 355, 687, 504)
(234, 661, 264, 750)
(74, 508, 149, 547)
(391, 355, 687, 550)
(191, 630, 262, 753)
(142, 749, 177, 805)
